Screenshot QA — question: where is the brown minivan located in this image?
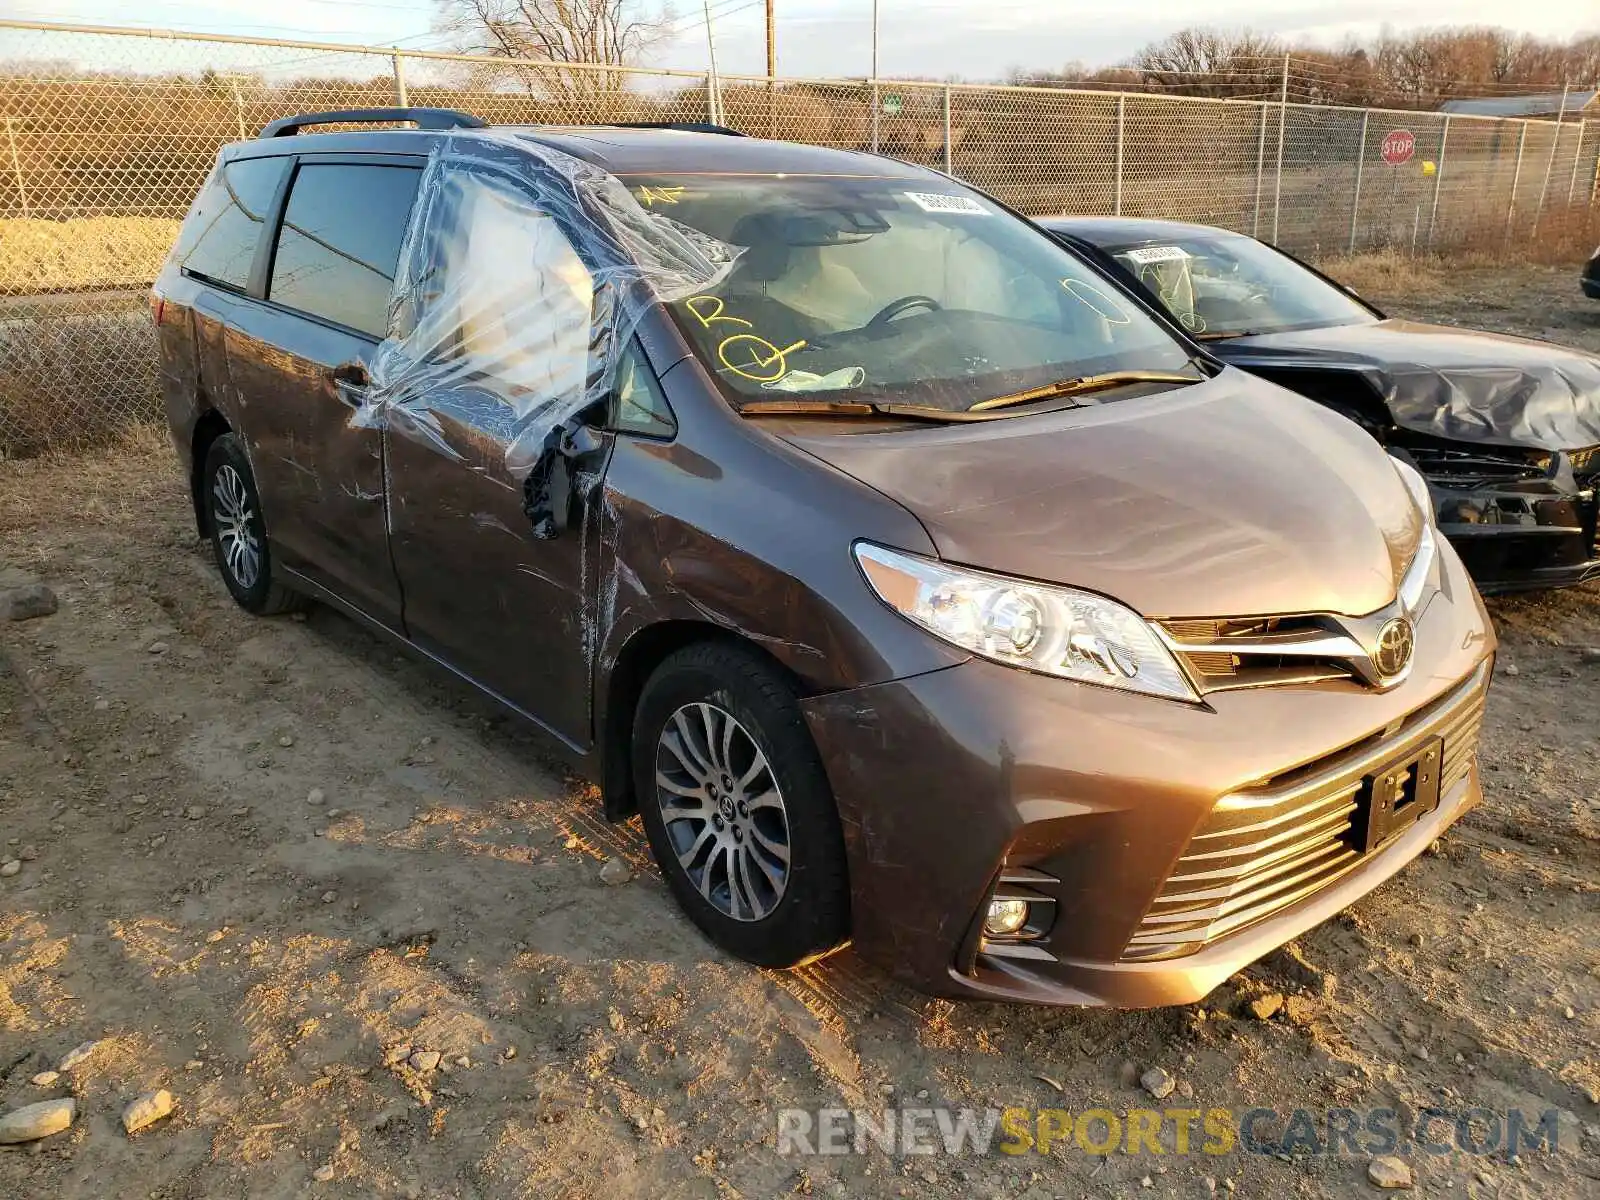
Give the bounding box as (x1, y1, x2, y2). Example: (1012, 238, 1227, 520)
(152, 109, 1496, 1006)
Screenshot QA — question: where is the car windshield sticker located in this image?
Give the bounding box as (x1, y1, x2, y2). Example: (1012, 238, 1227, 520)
(1122, 245, 1190, 265)
(904, 191, 989, 216)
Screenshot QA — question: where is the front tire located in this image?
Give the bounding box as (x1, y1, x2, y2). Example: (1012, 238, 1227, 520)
(633, 641, 850, 968)
(202, 433, 302, 615)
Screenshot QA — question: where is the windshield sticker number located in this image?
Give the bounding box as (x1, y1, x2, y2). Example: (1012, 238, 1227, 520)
(1122, 245, 1190, 265)
(904, 191, 988, 216)
(638, 185, 686, 207)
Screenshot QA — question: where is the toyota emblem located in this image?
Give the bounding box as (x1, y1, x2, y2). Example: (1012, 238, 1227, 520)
(1374, 617, 1415, 677)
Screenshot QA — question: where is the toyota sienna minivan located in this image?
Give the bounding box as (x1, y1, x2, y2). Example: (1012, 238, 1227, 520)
(152, 108, 1495, 1006)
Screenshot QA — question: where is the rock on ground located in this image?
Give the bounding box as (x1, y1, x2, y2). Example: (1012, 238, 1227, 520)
(0, 583, 58, 621)
(122, 1088, 175, 1134)
(599, 857, 633, 885)
(58, 1040, 98, 1070)
(1367, 1155, 1413, 1189)
(0, 1098, 76, 1143)
(1139, 1066, 1175, 1099)
(1249, 992, 1285, 1021)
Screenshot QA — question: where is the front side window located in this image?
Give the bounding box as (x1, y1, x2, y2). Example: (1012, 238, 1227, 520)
(612, 338, 675, 437)
(268, 163, 422, 338)
(179, 155, 289, 290)
(1105, 234, 1377, 338)
(618, 174, 1198, 412)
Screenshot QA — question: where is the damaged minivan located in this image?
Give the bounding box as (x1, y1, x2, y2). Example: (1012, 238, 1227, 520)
(153, 109, 1495, 1006)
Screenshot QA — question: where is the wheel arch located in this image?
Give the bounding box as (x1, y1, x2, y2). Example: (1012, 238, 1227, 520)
(597, 619, 809, 822)
(190, 406, 233, 536)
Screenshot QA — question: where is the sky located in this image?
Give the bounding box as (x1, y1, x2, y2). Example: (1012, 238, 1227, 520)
(6, 0, 1599, 81)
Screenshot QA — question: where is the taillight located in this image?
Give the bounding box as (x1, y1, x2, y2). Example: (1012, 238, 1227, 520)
(152, 296, 165, 325)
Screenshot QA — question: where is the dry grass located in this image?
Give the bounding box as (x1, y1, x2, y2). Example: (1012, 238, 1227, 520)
(1316, 202, 1600, 299)
(0, 421, 178, 535)
(0, 216, 180, 293)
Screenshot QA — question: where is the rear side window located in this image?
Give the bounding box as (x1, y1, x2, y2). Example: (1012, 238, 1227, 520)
(268, 163, 422, 339)
(179, 156, 289, 290)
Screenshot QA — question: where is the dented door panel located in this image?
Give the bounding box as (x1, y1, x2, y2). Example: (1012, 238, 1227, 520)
(223, 308, 399, 627)
(386, 390, 609, 749)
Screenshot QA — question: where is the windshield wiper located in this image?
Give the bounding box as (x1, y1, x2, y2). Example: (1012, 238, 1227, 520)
(968, 371, 1199, 412)
(1194, 329, 1264, 341)
(739, 399, 1013, 423)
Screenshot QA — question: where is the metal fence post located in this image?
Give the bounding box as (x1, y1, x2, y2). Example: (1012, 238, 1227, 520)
(1533, 82, 1569, 233)
(1506, 122, 1528, 239)
(871, 79, 880, 154)
(1347, 110, 1369, 254)
(1114, 94, 1125, 216)
(942, 83, 952, 176)
(1566, 118, 1586, 204)
(1271, 99, 1286, 244)
(228, 76, 246, 141)
(1252, 101, 1268, 236)
(392, 52, 408, 107)
(4, 115, 27, 218)
(1426, 115, 1449, 250)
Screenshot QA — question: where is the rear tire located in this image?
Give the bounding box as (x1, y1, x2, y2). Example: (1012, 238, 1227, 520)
(633, 641, 850, 968)
(202, 433, 303, 616)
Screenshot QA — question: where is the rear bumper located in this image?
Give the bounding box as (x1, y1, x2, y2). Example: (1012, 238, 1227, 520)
(801, 543, 1494, 1007)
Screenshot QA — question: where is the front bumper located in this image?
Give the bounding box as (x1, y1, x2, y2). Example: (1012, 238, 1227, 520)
(1435, 483, 1600, 594)
(801, 542, 1494, 1007)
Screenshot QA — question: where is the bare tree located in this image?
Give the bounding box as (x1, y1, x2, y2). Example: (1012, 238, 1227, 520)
(435, 0, 675, 103)
(1131, 28, 1286, 99)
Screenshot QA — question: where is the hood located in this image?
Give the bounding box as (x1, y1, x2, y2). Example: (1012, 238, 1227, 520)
(1219, 319, 1600, 452)
(777, 370, 1422, 619)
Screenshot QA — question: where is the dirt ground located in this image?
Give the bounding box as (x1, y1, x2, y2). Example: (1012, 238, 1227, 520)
(2, 262, 1599, 1199)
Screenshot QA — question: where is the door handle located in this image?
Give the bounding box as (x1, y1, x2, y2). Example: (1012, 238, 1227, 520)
(331, 361, 370, 388)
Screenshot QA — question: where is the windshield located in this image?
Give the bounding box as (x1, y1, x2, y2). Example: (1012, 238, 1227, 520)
(1102, 233, 1377, 338)
(620, 174, 1199, 411)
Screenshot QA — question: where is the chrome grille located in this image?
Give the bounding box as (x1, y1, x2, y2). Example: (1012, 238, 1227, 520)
(1159, 614, 1361, 692)
(1123, 663, 1488, 962)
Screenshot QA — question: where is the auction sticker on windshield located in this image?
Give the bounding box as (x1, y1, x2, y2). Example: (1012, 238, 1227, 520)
(1123, 245, 1190, 265)
(904, 192, 989, 215)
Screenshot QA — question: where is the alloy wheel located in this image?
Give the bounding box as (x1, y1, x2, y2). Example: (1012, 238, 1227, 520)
(653, 701, 791, 922)
(212, 463, 262, 589)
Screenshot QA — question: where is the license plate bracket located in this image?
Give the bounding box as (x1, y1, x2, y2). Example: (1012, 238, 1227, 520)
(1353, 737, 1444, 854)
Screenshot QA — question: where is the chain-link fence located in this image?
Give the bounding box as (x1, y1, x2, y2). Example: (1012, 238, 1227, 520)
(2, 19, 1597, 455)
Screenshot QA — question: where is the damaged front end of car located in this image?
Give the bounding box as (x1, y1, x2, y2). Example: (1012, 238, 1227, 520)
(1398, 439, 1600, 593)
(1232, 338, 1600, 594)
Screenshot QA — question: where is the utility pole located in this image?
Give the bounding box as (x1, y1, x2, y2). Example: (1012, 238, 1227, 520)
(765, 0, 776, 79)
(870, 0, 880, 153)
(702, 0, 722, 125)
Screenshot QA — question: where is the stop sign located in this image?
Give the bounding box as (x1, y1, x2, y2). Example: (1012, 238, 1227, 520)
(1381, 129, 1416, 166)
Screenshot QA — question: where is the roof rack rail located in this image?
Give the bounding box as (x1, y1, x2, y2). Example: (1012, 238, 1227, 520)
(608, 121, 746, 137)
(260, 107, 487, 138)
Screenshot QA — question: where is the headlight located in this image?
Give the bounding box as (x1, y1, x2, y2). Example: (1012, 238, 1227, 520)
(854, 543, 1198, 702)
(1390, 454, 1438, 526)
(1390, 455, 1441, 614)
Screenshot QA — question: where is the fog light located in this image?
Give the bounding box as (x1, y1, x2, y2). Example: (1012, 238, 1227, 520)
(983, 898, 1030, 937)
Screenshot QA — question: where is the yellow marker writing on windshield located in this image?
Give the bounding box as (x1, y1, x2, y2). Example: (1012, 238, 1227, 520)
(638, 185, 686, 207)
(685, 294, 753, 331)
(717, 334, 809, 383)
